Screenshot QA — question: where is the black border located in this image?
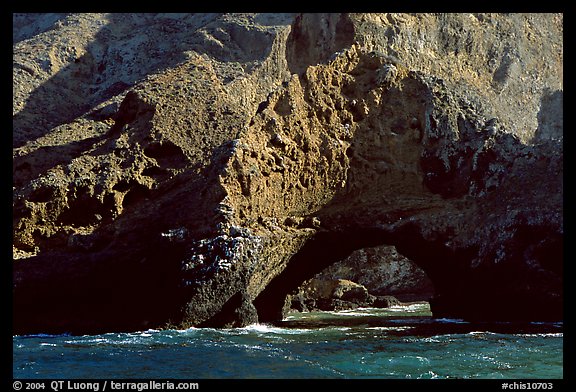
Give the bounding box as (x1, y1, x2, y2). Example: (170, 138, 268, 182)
(8, 5, 571, 389)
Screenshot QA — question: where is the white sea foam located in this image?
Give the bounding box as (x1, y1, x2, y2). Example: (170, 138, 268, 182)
(366, 326, 414, 331)
(469, 331, 499, 335)
(327, 307, 383, 316)
(390, 303, 430, 312)
(403, 355, 431, 364)
(284, 306, 429, 319)
(514, 333, 563, 338)
(326, 311, 372, 317)
(174, 327, 197, 333)
(417, 370, 441, 379)
(406, 336, 442, 343)
(383, 307, 408, 312)
(240, 323, 312, 335)
(65, 337, 115, 345)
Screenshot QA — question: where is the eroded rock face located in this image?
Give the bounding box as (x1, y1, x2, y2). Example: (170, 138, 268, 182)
(310, 245, 435, 302)
(13, 13, 562, 334)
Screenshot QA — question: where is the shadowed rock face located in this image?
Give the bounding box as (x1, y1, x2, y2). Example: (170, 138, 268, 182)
(13, 13, 562, 334)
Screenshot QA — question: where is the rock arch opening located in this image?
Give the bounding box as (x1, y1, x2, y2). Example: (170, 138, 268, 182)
(254, 226, 450, 323)
(297, 244, 435, 306)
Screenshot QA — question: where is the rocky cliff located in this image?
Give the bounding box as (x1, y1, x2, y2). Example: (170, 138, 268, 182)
(13, 13, 563, 334)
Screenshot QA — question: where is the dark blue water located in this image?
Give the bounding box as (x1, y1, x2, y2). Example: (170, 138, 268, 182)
(13, 304, 563, 379)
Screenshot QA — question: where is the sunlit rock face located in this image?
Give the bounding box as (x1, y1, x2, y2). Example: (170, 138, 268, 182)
(13, 13, 562, 334)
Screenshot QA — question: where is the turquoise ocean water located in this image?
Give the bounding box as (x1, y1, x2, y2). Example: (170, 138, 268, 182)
(13, 304, 563, 379)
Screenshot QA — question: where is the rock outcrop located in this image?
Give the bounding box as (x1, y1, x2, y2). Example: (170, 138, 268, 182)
(13, 13, 563, 334)
(307, 245, 435, 302)
(294, 278, 371, 311)
(288, 278, 405, 312)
